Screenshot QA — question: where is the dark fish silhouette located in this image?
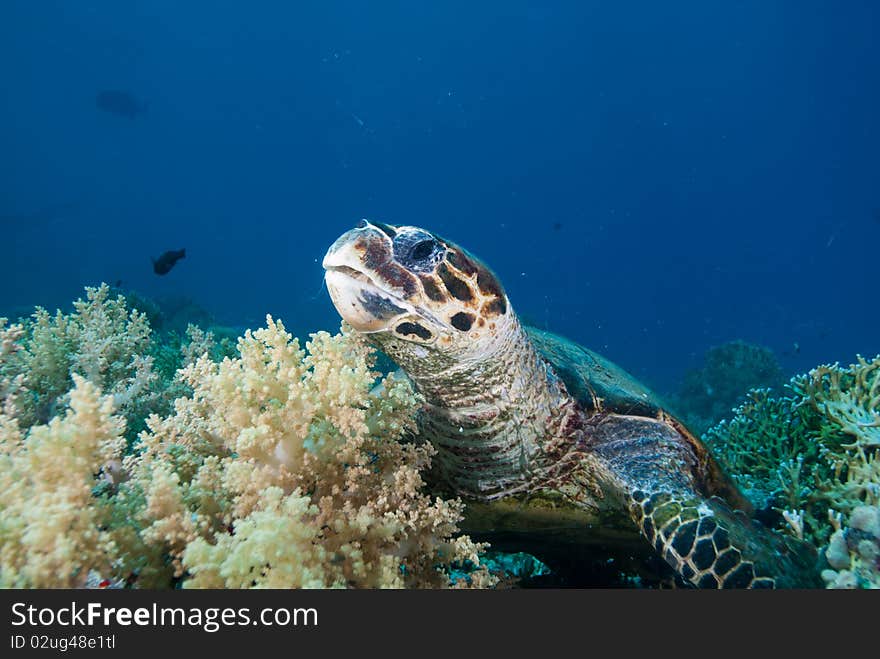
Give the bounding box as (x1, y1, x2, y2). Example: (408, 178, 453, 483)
(96, 90, 146, 118)
(152, 249, 185, 275)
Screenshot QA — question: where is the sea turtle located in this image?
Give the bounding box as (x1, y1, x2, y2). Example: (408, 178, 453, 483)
(322, 220, 821, 588)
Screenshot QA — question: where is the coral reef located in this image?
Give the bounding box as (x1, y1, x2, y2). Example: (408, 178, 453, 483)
(704, 356, 880, 587)
(674, 340, 785, 435)
(4, 284, 877, 589)
(0, 288, 495, 588)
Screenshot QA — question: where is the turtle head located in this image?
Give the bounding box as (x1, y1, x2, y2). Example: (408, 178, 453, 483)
(323, 220, 511, 369)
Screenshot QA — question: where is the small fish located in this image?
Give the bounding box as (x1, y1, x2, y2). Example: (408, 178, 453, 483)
(96, 89, 147, 118)
(152, 248, 185, 275)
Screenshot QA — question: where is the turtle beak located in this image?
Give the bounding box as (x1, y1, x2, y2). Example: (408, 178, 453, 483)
(322, 220, 389, 273)
(323, 221, 409, 332)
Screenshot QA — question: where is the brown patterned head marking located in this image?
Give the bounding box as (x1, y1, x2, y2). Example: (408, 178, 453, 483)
(323, 220, 512, 360)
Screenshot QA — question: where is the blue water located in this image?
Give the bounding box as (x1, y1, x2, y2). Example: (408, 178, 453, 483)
(1, 1, 877, 391)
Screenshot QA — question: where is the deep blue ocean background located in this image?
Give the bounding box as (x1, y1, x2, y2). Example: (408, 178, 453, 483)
(1, 1, 877, 392)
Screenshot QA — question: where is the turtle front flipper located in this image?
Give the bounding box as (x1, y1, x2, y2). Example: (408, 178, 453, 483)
(586, 413, 822, 588)
(630, 490, 820, 588)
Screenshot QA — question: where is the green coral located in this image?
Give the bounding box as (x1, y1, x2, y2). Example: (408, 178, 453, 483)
(111, 285, 218, 335)
(148, 324, 238, 401)
(704, 355, 880, 587)
(703, 388, 845, 528)
(11, 284, 154, 435)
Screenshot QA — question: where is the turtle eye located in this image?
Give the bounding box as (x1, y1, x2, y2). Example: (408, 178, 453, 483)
(393, 230, 443, 272)
(410, 239, 436, 262)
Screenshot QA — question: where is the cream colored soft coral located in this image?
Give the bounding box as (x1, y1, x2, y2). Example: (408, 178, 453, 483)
(182, 487, 332, 588)
(0, 375, 125, 587)
(119, 317, 494, 588)
(0, 318, 25, 417)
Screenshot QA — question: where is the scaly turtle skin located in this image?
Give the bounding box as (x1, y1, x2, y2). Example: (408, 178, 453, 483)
(323, 220, 821, 588)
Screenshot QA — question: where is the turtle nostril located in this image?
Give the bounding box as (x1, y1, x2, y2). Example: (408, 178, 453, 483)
(356, 219, 369, 229)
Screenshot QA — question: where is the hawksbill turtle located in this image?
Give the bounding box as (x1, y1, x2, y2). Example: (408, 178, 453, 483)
(322, 220, 821, 588)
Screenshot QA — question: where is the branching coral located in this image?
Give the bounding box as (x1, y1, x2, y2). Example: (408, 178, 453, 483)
(704, 355, 880, 587)
(789, 357, 880, 517)
(795, 356, 880, 450)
